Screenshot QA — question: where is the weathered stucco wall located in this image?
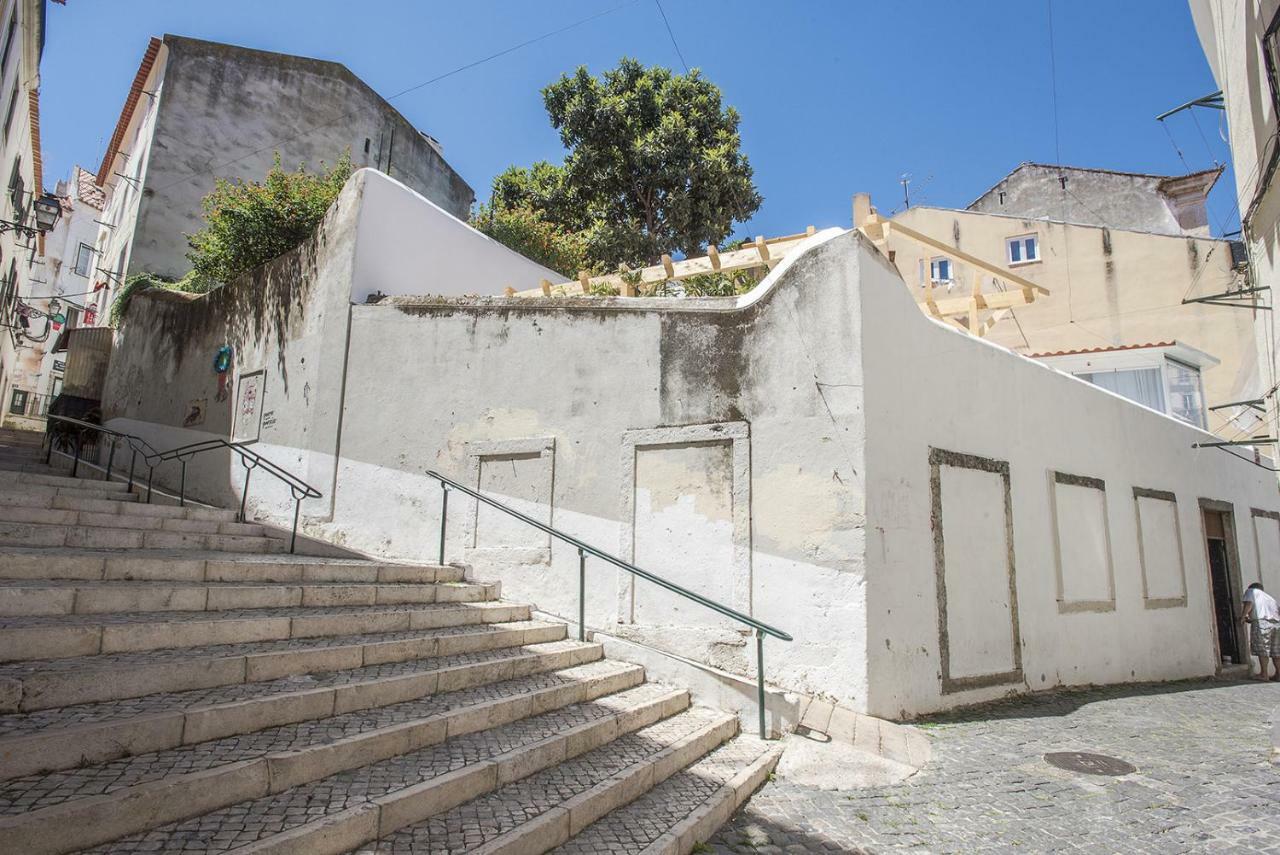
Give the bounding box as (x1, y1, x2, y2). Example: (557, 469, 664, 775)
(128, 35, 474, 280)
(101, 166, 1280, 719)
(862, 263, 1280, 717)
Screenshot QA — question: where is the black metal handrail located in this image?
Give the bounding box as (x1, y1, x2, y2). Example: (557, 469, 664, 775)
(426, 469, 791, 739)
(44, 414, 321, 552)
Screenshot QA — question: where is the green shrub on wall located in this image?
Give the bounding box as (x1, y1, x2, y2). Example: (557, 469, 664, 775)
(108, 271, 213, 328)
(186, 151, 354, 286)
(470, 203, 590, 278)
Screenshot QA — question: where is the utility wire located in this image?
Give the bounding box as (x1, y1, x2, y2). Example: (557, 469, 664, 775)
(142, 0, 640, 198)
(653, 0, 689, 73)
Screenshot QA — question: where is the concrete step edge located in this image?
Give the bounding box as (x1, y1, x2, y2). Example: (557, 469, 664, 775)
(0, 600, 533, 662)
(636, 740, 786, 855)
(0, 639, 605, 779)
(0, 579, 499, 617)
(0, 549, 462, 584)
(464, 710, 741, 855)
(3, 617, 562, 711)
(0, 661, 651, 855)
(0, 521, 288, 554)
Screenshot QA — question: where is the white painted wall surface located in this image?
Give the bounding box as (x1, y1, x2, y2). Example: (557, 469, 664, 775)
(350, 169, 563, 303)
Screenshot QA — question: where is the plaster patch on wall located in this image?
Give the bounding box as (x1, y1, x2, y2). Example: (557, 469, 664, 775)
(618, 421, 751, 626)
(1133, 487, 1188, 609)
(1048, 470, 1116, 613)
(1251, 508, 1280, 591)
(753, 466, 864, 561)
(929, 447, 1023, 694)
(463, 436, 555, 563)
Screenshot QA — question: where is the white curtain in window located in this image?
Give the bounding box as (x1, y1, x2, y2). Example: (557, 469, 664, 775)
(1081, 368, 1166, 413)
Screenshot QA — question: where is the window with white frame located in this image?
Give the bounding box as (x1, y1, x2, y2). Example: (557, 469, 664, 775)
(1006, 234, 1039, 265)
(72, 243, 93, 277)
(930, 257, 953, 283)
(1063, 356, 1207, 429)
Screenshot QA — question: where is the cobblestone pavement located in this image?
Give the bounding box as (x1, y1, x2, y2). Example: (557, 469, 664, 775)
(709, 679, 1280, 853)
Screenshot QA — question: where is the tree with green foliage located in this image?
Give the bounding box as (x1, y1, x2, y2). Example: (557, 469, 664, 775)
(489, 58, 761, 269)
(469, 202, 589, 278)
(187, 151, 353, 285)
(111, 152, 354, 326)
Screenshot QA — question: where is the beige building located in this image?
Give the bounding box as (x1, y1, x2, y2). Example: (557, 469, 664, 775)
(882, 164, 1258, 436)
(1189, 1, 1280, 450)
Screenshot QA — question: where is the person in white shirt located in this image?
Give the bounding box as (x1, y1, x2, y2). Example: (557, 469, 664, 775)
(1242, 583, 1280, 681)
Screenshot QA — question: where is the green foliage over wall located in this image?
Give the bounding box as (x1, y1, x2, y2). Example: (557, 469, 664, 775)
(108, 271, 213, 327)
(469, 203, 590, 278)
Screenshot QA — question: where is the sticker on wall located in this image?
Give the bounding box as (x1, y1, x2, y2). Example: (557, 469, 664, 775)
(233, 370, 265, 444)
(213, 346, 234, 402)
(183, 398, 207, 427)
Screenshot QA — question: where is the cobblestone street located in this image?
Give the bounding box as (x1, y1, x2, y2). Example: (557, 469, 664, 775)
(710, 679, 1280, 853)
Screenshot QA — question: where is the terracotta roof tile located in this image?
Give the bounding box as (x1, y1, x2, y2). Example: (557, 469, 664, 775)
(96, 37, 161, 186)
(1027, 341, 1176, 359)
(74, 166, 105, 210)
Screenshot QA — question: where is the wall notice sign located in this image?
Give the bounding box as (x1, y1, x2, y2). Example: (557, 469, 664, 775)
(233, 371, 265, 443)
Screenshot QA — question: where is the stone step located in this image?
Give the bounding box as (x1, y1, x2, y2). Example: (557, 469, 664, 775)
(0, 489, 234, 520)
(550, 736, 783, 855)
(0, 578, 496, 616)
(0, 618, 564, 711)
(81, 682, 693, 855)
(0, 600, 531, 662)
(0, 660, 651, 854)
(0, 469, 129, 492)
(0, 638, 601, 779)
(354, 706, 739, 855)
(0, 519, 287, 552)
(0, 547, 462, 584)
(0, 504, 266, 536)
(0, 481, 140, 504)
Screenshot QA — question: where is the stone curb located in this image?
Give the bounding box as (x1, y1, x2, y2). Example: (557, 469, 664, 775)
(0, 662, 649, 855)
(795, 695, 932, 769)
(641, 741, 785, 855)
(0, 638, 602, 779)
(0, 519, 288, 554)
(0, 600, 531, 663)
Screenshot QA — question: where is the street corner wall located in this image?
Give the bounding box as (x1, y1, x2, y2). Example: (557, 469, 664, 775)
(100, 167, 367, 514)
(858, 255, 1280, 719)
(322, 228, 875, 703)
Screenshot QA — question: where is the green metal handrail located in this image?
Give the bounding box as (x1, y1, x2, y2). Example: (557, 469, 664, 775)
(425, 469, 791, 739)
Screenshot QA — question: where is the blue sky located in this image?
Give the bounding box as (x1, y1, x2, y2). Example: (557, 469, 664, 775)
(39, 0, 1235, 239)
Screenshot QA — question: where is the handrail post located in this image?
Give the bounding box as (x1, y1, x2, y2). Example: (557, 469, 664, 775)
(72, 433, 82, 478)
(127, 449, 136, 492)
(146, 467, 154, 504)
(577, 548, 586, 642)
(290, 495, 301, 554)
(105, 439, 117, 483)
(438, 483, 449, 566)
(239, 467, 252, 523)
(179, 460, 187, 507)
(756, 631, 766, 740)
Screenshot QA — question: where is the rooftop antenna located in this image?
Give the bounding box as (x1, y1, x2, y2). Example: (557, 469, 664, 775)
(900, 173, 912, 209)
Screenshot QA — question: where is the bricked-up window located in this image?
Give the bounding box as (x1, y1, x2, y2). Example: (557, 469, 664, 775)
(1264, 6, 1280, 117)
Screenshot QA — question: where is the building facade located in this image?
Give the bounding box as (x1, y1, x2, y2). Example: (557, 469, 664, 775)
(1189, 1, 1280, 452)
(0, 0, 47, 428)
(92, 34, 477, 297)
(884, 165, 1258, 436)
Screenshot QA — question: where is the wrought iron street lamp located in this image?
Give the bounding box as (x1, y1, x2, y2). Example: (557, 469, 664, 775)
(0, 191, 62, 238)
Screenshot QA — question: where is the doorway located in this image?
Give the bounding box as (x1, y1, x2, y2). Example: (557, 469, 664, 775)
(1200, 501, 1244, 666)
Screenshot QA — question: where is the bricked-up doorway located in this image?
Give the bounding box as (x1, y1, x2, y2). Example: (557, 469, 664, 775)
(1200, 501, 1245, 666)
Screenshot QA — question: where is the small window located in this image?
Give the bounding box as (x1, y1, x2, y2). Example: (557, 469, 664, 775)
(929, 257, 953, 283)
(7, 156, 21, 222)
(1007, 234, 1039, 265)
(0, 13, 16, 74)
(2, 81, 18, 145)
(1164, 358, 1206, 429)
(72, 243, 93, 277)
(1264, 7, 1280, 115)
(9, 388, 27, 415)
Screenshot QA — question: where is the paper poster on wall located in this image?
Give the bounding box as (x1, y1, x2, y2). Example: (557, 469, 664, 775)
(233, 371, 265, 444)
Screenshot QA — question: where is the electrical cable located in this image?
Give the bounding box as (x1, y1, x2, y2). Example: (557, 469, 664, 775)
(653, 0, 689, 74)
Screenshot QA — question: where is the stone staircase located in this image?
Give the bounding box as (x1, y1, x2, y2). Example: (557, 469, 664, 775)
(0, 434, 781, 854)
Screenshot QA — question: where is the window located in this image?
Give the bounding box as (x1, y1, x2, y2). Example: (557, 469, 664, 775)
(72, 243, 93, 277)
(1006, 234, 1039, 265)
(9, 388, 26, 415)
(930, 257, 953, 283)
(1164, 358, 1206, 429)
(64, 307, 79, 330)
(0, 12, 14, 75)
(1077, 368, 1165, 414)
(1, 81, 17, 145)
(7, 156, 21, 222)
(1264, 6, 1280, 115)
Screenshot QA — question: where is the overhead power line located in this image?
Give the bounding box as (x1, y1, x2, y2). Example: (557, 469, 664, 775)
(142, 0, 640, 198)
(653, 0, 689, 74)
